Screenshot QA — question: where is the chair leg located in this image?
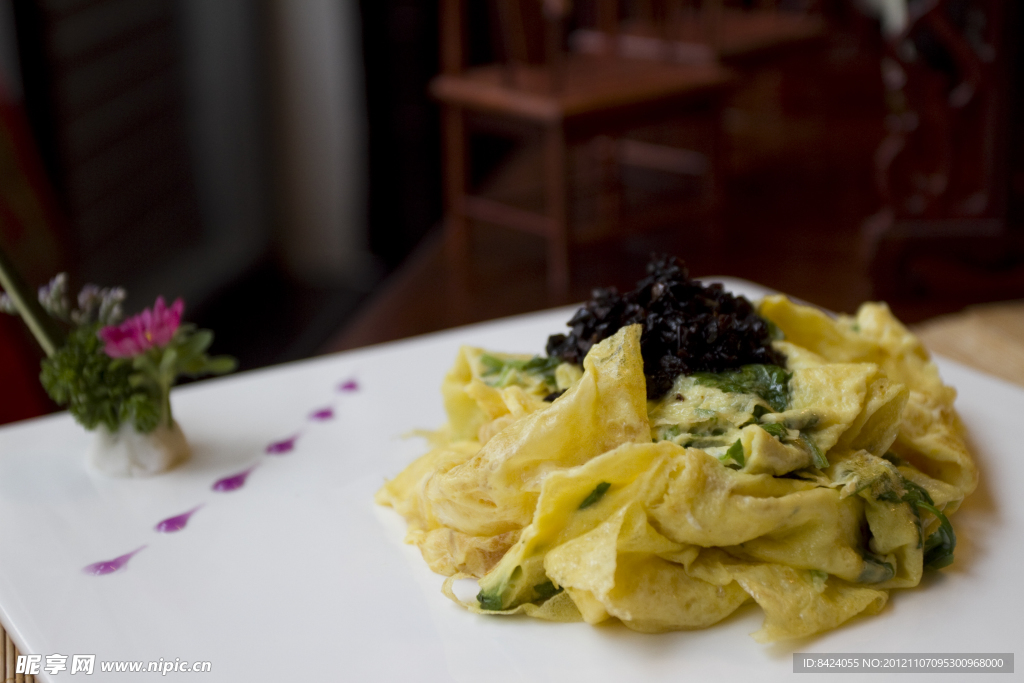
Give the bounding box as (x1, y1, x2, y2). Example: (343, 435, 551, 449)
(543, 125, 570, 301)
(441, 105, 470, 300)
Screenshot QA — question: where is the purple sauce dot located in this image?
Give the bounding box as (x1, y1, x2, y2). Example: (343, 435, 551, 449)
(265, 435, 298, 455)
(310, 407, 334, 421)
(83, 546, 146, 576)
(213, 466, 257, 492)
(338, 379, 359, 392)
(155, 506, 202, 533)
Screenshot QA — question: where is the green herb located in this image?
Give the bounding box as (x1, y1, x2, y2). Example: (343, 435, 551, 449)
(480, 354, 561, 388)
(753, 421, 828, 469)
(40, 322, 235, 434)
(519, 355, 562, 375)
(720, 439, 745, 468)
(656, 425, 682, 441)
(479, 354, 515, 387)
(533, 580, 563, 600)
(479, 354, 504, 374)
(752, 404, 771, 419)
(858, 553, 896, 583)
(919, 502, 956, 569)
(476, 589, 504, 611)
(781, 411, 819, 430)
(691, 364, 791, 412)
(579, 482, 611, 509)
(882, 451, 907, 467)
(689, 438, 726, 449)
(40, 325, 161, 432)
(477, 565, 524, 610)
(800, 433, 829, 469)
(878, 477, 957, 570)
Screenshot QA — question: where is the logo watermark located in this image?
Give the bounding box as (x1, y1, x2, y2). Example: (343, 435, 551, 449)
(16, 654, 212, 675)
(794, 653, 1014, 674)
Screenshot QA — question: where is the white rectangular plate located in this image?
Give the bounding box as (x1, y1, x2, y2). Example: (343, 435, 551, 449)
(0, 278, 1019, 682)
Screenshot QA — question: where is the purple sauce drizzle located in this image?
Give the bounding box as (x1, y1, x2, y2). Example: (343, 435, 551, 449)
(265, 435, 298, 454)
(338, 379, 359, 392)
(155, 506, 202, 533)
(213, 466, 257, 492)
(309, 407, 334, 421)
(83, 545, 146, 576)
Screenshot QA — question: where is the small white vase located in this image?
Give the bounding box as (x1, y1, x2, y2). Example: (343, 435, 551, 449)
(89, 420, 191, 477)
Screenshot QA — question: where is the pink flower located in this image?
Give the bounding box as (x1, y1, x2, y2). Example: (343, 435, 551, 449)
(98, 297, 184, 358)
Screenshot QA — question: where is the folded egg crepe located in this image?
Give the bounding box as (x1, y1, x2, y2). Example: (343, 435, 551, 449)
(377, 287, 975, 641)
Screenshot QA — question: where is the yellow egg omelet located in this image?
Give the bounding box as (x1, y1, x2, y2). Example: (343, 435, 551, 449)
(376, 296, 977, 641)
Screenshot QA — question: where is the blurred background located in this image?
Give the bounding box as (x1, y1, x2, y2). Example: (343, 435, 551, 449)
(0, 0, 1021, 424)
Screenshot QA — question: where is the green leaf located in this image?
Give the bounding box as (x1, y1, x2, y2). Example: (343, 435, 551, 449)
(578, 482, 611, 509)
(688, 438, 726, 449)
(874, 473, 957, 570)
(760, 422, 787, 439)
(180, 329, 213, 357)
(691, 364, 791, 412)
(479, 353, 560, 388)
(519, 355, 561, 373)
(720, 439, 745, 468)
(533, 580, 563, 600)
(476, 589, 504, 611)
(39, 324, 162, 433)
(656, 424, 682, 441)
(882, 451, 907, 467)
(918, 502, 956, 569)
(204, 355, 237, 375)
(178, 356, 207, 375)
(858, 553, 895, 583)
(900, 478, 935, 507)
(126, 391, 161, 432)
(479, 353, 504, 375)
(800, 432, 829, 469)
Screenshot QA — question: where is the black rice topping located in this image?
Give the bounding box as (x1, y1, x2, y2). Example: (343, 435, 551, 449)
(545, 255, 786, 399)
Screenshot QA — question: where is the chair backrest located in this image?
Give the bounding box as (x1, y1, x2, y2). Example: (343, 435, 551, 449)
(569, 0, 821, 64)
(439, 0, 575, 91)
(442, 0, 676, 85)
(440, 0, 559, 69)
(568, 0, 725, 64)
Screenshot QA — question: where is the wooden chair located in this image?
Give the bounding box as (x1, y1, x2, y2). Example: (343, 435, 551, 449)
(432, 0, 736, 299)
(571, 0, 826, 68)
(865, 0, 1020, 308)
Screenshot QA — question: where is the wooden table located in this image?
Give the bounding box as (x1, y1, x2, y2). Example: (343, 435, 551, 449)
(912, 300, 1024, 389)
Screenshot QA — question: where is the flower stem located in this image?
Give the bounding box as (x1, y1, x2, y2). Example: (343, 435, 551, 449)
(0, 245, 66, 356)
(160, 382, 173, 429)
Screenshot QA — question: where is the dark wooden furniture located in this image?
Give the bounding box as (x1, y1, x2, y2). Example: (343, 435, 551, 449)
(433, 0, 735, 299)
(572, 1, 826, 67)
(866, 0, 1022, 308)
